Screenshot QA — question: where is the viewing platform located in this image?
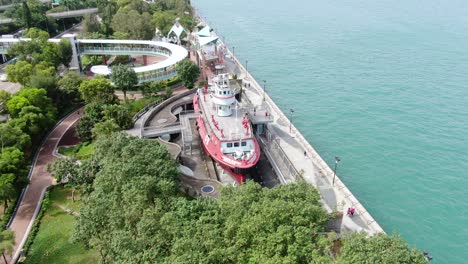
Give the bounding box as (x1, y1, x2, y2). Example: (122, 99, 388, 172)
(0, 37, 188, 83)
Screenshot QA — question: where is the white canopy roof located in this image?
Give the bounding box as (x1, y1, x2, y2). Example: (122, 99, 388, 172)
(78, 39, 188, 73)
(198, 36, 218, 46)
(91, 65, 111, 75)
(168, 23, 186, 39)
(196, 25, 211, 37)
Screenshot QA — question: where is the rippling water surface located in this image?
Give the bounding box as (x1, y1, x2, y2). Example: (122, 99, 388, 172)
(193, 0, 468, 262)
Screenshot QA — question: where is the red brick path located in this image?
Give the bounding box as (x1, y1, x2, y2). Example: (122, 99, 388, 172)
(4, 108, 84, 264)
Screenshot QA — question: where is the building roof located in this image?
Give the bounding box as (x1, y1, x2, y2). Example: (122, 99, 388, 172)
(196, 25, 211, 37)
(198, 36, 218, 46)
(168, 23, 186, 39)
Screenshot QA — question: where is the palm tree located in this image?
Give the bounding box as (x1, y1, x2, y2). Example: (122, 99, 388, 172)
(0, 230, 14, 264)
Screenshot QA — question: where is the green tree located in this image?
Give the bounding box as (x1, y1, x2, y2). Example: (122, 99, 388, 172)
(73, 133, 179, 260)
(152, 10, 177, 35)
(336, 232, 426, 264)
(5, 61, 34, 85)
(176, 59, 200, 89)
(111, 9, 153, 40)
(110, 64, 138, 102)
(0, 173, 16, 211)
(84, 102, 105, 123)
(100, 0, 118, 36)
(82, 14, 102, 35)
(28, 75, 57, 95)
(164, 85, 173, 99)
(22, 1, 33, 28)
(92, 120, 120, 139)
(0, 123, 31, 150)
(142, 80, 165, 97)
(125, 0, 150, 14)
(57, 71, 85, 103)
(0, 230, 14, 264)
(6, 88, 56, 120)
(57, 38, 73, 68)
(7, 28, 60, 67)
(0, 147, 24, 176)
(103, 104, 132, 129)
(75, 115, 95, 141)
(0, 91, 10, 106)
(14, 106, 51, 137)
(5, 0, 51, 31)
(79, 77, 115, 104)
(48, 157, 81, 201)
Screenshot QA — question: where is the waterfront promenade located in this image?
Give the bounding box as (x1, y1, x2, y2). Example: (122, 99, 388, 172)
(215, 40, 385, 235)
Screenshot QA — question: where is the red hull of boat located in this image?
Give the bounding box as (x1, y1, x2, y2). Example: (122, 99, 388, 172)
(194, 93, 260, 184)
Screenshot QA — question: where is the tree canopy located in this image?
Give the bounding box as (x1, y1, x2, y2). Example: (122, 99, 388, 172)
(110, 64, 138, 101)
(72, 132, 337, 263)
(6, 88, 56, 120)
(79, 77, 116, 104)
(57, 71, 85, 103)
(0, 229, 14, 263)
(111, 9, 153, 40)
(73, 133, 179, 261)
(57, 38, 73, 68)
(7, 28, 60, 67)
(0, 122, 31, 150)
(336, 232, 426, 264)
(176, 59, 200, 89)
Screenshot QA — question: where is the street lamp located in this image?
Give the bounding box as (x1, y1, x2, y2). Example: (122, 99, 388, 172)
(289, 109, 294, 134)
(262, 80, 266, 101)
(332, 156, 341, 186)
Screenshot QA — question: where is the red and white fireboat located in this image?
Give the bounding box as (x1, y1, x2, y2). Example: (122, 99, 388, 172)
(194, 73, 261, 183)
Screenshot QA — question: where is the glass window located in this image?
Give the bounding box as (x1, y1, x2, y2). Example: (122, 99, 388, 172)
(234, 142, 240, 147)
(241, 142, 247, 147)
(227, 143, 232, 148)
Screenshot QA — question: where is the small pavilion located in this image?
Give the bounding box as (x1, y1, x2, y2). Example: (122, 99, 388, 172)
(167, 20, 187, 45)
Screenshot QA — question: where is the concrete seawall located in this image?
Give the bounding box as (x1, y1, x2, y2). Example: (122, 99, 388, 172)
(193, 8, 385, 235)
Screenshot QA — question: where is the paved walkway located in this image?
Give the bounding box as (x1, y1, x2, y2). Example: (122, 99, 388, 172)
(5, 109, 83, 264)
(207, 48, 384, 235)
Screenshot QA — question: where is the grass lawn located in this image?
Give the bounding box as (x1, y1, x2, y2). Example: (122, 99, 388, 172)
(58, 142, 94, 160)
(124, 96, 161, 116)
(25, 187, 99, 264)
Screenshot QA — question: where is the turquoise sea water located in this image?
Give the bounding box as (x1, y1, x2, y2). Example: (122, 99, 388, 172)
(193, 0, 468, 262)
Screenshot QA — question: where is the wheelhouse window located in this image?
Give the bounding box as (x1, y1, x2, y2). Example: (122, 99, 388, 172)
(234, 142, 240, 147)
(241, 142, 247, 147)
(227, 143, 232, 148)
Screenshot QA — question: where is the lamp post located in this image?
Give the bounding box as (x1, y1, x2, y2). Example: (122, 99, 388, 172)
(289, 109, 294, 134)
(262, 80, 266, 101)
(332, 156, 341, 186)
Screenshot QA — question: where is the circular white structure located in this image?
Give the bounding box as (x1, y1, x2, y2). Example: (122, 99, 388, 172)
(90, 65, 111, 75)
(77, 39, 188, 81)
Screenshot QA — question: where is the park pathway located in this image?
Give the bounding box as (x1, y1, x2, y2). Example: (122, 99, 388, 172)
(4, 109, 83, 264)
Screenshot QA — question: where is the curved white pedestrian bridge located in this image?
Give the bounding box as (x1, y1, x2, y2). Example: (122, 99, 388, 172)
(0, 37, 188, 83)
